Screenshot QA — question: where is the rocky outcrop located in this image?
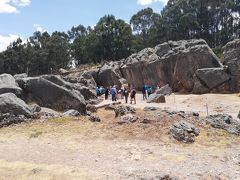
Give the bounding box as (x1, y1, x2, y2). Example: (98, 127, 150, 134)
(18, 76, 86, 114)
(223, 39, 240, 92)
(170, 121, 200, 143)
(147, 94, 166, 103)
(207, 114, 240, 135)
(0, 74, 22, 95)
(91, 39, 231, 93)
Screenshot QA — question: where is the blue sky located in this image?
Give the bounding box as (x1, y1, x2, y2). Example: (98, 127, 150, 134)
(0, 0, 168, 51)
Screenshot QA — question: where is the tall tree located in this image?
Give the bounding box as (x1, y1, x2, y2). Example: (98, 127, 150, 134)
(130, 8, 161, 49)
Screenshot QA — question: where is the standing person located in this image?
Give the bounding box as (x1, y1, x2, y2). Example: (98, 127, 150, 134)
(130, 87, 137, 104)
(123, 86, 129, 103)
(147, 85, 152, 97)
(142, 84, 147, 100)
(120, 85, 124, 99)
(111, 85, 117, 101)
(96, 86, 100, 96)
(105, 87, 109, 100)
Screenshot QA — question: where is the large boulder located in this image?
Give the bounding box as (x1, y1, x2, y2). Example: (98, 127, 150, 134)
(223, 39, 240, 92)
(147, 94, 166, 103)
(155, 84, 172, 95)
(41, 75, 97, 101)
(0, 93, 32, 118)
(195, 68, 230, 90)
(19, 77, 86, 114)
(0, 74, 22, 95)
(95, 62, 123, 88)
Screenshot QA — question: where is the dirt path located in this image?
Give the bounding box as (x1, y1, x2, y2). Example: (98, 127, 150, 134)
(97, 93, 240, 118)
(0, 106, 240, 179)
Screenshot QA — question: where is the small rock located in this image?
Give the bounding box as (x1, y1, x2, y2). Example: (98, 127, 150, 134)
(88, 115, 101, 122)
(193, 112, 200, 117)
(39, 107, 61, 119)
(114, 105, 136, 117)
(118, 114, 138, 125)
(141, 118, 152, 124)
(86, 104, 97, 113)
(63, 109, 80, 117)
(238, 111, 240, 119)
(143, 106, 160, 111)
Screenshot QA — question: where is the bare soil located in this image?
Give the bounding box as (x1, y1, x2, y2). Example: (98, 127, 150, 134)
(0, 94, 240, 179)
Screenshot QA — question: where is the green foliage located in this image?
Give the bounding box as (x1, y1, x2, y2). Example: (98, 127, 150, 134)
(213, 47, 224, 61)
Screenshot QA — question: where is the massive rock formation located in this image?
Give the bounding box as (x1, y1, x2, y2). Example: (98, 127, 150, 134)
(223, 39, 240, 92)
(92, 39, 239, 93)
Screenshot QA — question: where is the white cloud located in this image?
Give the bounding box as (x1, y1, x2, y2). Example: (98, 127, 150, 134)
(33, 24, 45, 33)
(137, 0, 168, 6)
(0, 0, 31, 14)
(12, 0, 31, 7)
(0, 34, 21, 52)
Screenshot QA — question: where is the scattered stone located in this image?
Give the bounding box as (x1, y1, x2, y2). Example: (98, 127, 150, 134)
(155, 84, 172, 95)
(207, 114, 240, 135)
(238, 111, 240, 119)
(86, 104, 97, 113)
(118, 114, 138, 124)
(0, 113, 27, 128)
(170, 121, 200, 143)
(147, 94, 166, 103)
(88, 115, 101, 122)
(143, 106, 161, 111)
(0, 74, 22, 95)
(193, 112, 200, 117)
(114, 105, 136, 117)
(63, 109, 80, 117)
(141, 118, 152, 124)
(39, 107, 61, 119)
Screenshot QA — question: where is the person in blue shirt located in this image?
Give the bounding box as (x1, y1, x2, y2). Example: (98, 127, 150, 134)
(111, 85, 117, 101)
(142, 84, 147, 100)
(147, 85, 152, 97)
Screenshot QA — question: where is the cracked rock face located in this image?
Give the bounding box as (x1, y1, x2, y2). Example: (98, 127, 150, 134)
(223, 39, 240, 92)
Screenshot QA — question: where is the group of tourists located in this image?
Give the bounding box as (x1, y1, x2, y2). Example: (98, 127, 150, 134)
(96, 83, 156, 105)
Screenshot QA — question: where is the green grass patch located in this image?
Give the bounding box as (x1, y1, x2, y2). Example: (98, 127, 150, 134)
(48, 116, 76, 124)
(29, 130, 43, 138)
